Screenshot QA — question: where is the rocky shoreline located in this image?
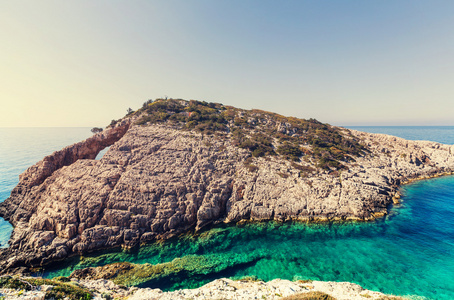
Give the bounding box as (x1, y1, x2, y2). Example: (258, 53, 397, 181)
(0, 276, 409, 300)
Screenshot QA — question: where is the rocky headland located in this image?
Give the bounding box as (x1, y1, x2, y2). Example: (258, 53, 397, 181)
(1, 98, 453, 277)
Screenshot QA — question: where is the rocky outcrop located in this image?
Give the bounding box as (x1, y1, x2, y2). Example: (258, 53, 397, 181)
(126, 278, 407, 300)
(0, 276, 408, 300)
(1, 101, 454, 274)
(0, 120, 130, 226)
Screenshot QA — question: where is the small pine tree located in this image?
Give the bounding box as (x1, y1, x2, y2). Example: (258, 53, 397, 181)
(91, 127, 103, 134)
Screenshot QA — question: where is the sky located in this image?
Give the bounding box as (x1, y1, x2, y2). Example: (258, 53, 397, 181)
(1, 1, 454, 127)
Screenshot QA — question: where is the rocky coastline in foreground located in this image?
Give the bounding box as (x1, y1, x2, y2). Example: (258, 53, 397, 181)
(0, 275, 409, 300)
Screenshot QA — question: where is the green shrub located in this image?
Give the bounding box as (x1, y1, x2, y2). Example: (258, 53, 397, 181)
(0, 277, 32, 290)
(135, 115, 151, 125)
(277, 143, 302, 161)
(0, 276, 93, 300)
(237, 133, 275, 157)
(101, 293, 113, 300)
(147, 99, 184, 113)
(246, 164, 258, 172)
(90, 127, 103, 134)
(235, 275, 261, 282)
(291, 162, 315, 173)
(54, 276, 70, 282)
(317, 157, 347, 170)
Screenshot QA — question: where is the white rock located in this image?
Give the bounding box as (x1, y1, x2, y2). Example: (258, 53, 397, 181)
(126, 278, 403, 300)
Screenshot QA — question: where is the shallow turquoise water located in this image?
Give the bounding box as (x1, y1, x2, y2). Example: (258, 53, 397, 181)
(1, 126, 454, 299)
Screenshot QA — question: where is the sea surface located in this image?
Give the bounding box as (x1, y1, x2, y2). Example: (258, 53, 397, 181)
(1, 126, 454, 299)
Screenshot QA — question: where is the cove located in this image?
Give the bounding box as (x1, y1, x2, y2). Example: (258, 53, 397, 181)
(43, 176, 454, 300)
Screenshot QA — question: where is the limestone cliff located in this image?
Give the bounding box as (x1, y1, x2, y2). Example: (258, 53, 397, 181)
(1, 99, 453, 273)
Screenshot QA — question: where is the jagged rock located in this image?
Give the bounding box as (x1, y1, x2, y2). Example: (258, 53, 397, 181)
(0, 276, 406, 300)
(125, 278, 403, 300)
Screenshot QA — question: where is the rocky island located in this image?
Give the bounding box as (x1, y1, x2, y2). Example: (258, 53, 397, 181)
(0, 98, 453, 298)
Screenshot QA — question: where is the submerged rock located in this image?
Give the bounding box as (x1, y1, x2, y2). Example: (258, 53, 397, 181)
(69, 252, 262, 287)
(0, 99, 453, 273)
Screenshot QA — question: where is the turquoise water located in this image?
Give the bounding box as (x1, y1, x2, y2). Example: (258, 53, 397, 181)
(1, 126, 454, 299)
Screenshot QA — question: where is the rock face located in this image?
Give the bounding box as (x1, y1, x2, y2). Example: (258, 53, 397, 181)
(1, 100, 454, 273)
(0, 120, 130, 225)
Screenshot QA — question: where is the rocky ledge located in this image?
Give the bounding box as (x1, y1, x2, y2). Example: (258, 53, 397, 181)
(0, 99, 453, 273)
(0, 276, 408, 300)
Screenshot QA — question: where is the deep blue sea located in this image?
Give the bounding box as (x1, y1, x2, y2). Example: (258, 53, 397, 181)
(1, 126, 454, 299)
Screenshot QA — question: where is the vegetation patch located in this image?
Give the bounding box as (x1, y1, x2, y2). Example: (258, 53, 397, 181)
(246, 164, 259, 173)
(128, 98, 367, 171)
(0, 276, 93, 300)
(296, 279, 313, 284)
(291, 163, 315, 176)
(235, 275, 262, 282)
(70, 255, 226, 287)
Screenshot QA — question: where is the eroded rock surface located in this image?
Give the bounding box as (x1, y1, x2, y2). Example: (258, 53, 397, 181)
(126, 278, 405, 300)
(1, 103, 454, 274)
(0, 277, 407, 300)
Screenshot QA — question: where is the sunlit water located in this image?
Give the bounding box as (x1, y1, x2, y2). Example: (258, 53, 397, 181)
(1, 126, 454, 299)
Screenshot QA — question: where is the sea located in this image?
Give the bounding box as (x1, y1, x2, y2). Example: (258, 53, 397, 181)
(1, 126, 454, 299)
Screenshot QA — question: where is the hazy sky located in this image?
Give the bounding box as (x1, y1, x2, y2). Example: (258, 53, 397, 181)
(1, 1, 454, 127)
